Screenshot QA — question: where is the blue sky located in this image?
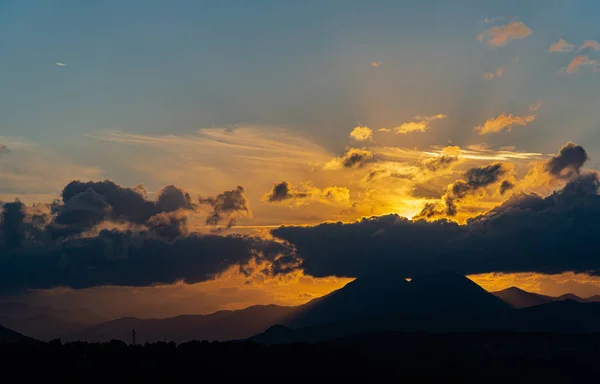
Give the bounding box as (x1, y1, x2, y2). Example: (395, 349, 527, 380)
(1, 0, 600, 196)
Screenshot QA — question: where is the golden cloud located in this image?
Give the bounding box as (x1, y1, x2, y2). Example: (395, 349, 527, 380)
(394, 113, 447, 134)
(579, 40, 600, 51)
(565, 55, 599, 74)
(477, 21, 532, 47)
(349, 126, 373, 142)
(548, 38, 575, 52)
(474, 113, 536, 135)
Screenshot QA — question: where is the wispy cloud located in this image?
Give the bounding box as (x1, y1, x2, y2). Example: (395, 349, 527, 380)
(394, 114, 447, 134)
(474, 107, 538, 135)
(547, 39, 575, 53)
(55, 62, 67, 67)
(477, 21, 532, 47)
(371, 61, 382, 67)
(565, 55, 599, 74)
(349, 126, 373, 142)
(578, 40, 600, 51)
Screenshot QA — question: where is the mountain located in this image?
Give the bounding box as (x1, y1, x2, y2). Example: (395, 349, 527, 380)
(283, 271, 509, 329)
(0, 324, 38, 344)
(64, 304, 296, 344)
(0, 302, 106, 341)
(492, 287, 555, 309)
(252, 300, 600, 345)
(492, 288, 600, 308)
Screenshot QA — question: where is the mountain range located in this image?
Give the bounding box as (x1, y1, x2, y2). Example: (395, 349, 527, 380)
(3, 272, 600, 344)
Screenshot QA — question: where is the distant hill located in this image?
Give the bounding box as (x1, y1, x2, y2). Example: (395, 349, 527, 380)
(283, 271, 509, 329)
(0, 324, 38, 344)
(0, 302, 105, 341)
(492, 287, 599, 308)
(491, 287, 555, 308)
(63, 304, 297, 344)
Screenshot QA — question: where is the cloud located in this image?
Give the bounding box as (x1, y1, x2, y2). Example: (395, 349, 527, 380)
(323, 148, 374, 170)
(378, 128, 391, 132)
(420, 146, 461, 172)
(394, 114, 447, 134)
(545, 142, 589, 179)
(499, 180, 515, 195)
(477, 21, 532, 47)
(263, 181, 350, 206)
(474, 112, 536, 135)
(529, 101, 543, 112)
(371, 62, 382, 67)
(548, 39, 575, 53)
(349, 126, 373, 142)
(200, 186, 251, 227)
(578, 40, 600, 51)
(0, 144, 8, 157)
(565, 55, 599, 74)
(55, 62, 67, 67)
(273, 171, 600, 279)
(264, 181, 310, 202)
(483, 68, 504, 80)
(57, 180, 196, 233)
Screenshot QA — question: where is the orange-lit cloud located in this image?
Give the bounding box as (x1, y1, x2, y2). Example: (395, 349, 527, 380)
(394, 113, 447, 134)
(323, 148, 374, 170)
(474, 113, 536, 135)
(578, 40, 600, 51)
(349, 126, 373, 142)
(371, 61, 382, 67)
(565, 55, 599, 74)
(477, 21, 532, 47)
(263, 181, 350, 207)
(483, 67, 504, 80)
(548, 38, 575, 52)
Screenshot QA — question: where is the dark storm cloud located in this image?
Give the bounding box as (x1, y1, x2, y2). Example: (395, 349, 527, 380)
(1, 201, 26, 248)
(59, 180, 196, 231)
(545, 142, 588, 179)
(273, 172, 600, 278)
(199, 185, 250, 226)
(146, 212, 188, 242)
(499, 180, 515, 195)
(264, 181, 310, 202)
(0, 229, 293, 291)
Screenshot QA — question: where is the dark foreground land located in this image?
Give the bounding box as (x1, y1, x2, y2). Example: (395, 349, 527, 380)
(2, 332, 600, 381)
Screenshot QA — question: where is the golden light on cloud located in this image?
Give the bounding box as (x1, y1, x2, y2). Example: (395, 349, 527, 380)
(579, 40, 600, 51)
(394, 113, 447, 134)
(371, 61, 382, 67)
(565, 55, 599, 74)
(477, 21, 532, 47)
(474, 112, 536, 135)
(548, 38, 575, 52)
(349, 126, 373, 142)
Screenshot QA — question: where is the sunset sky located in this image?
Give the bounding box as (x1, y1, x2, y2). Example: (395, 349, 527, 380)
(1, 0, 600, 318)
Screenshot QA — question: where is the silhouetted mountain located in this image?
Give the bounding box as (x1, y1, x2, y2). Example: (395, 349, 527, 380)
(492, 287, 554, 308)
(556, 293, 586, 302)
(284, 271, 509, 329)
(252, 300, 600, 344)
(0, 301, 105, 340)
(64, 305, 296, 344)
(585, 295, 600, 302)
(0, 314, 87, 341)
(0, 324, 37, 344)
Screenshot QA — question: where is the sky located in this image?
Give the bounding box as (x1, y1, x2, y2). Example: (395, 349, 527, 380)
(1, 0, 600, 318)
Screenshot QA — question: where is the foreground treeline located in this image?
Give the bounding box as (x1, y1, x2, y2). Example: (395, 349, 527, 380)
(2, 332, 600, 379)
